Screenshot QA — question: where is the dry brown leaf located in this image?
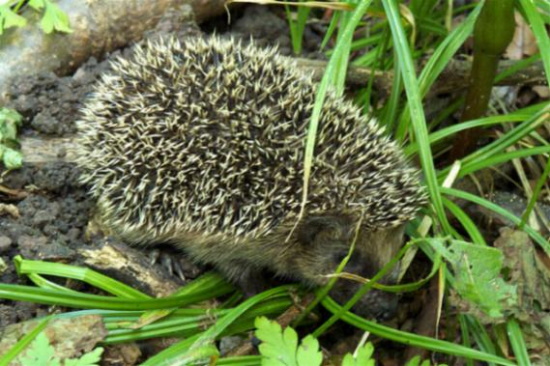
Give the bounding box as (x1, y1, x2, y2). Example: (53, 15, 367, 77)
(505, 12, 538, 60)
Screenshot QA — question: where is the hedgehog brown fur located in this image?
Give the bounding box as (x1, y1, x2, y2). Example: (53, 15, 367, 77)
(76, 36, 426, 319)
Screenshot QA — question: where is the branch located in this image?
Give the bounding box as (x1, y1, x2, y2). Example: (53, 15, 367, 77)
(297, 58, 547, 97)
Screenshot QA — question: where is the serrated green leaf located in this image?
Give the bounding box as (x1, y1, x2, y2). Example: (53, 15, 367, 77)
(2, 122, 18, 141)
(65, 347, 104, 366)
(341, 353, 355, 366)
(0, 107, 23, 124)
(255, 316, 322, 366)
(296, 335, 322, 366)
(341, 343, 374, 366)
(28, 0, 46, 10)
(0, 4, 27, 34)
(257, 317, 296, 366)
(431, 239, 517, 318)
(3, 147, 23, 169)
(0, 107, 23, 169)
(17, 332, 60, 366)
(355, 343, 374, 366)
(39, 1, 72, 33)
(405, 356, 421, 366)
(282, 326, 298, 353)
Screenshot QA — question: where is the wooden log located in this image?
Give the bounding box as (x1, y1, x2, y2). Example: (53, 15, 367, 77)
(20, 137, 76, 164)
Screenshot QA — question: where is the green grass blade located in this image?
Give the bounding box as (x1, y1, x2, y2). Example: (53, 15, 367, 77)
(520, 155, 550, 228)
(395, 3, 482, 141)
(14, 256, 150, 299)
(0, 316, 52, 366)
(517, 0, 550, 86)
(442, 197, 487, 245)
(442, 187, 550, 253)
(300, 0, 375, 233)
(322, 296, 516, 366)
(382, 0, 451, 234)
(459, 145, 550, 177)
(141, 286, 293, 365)
(405, 104, 545, 156)
(0, 273, 234, 310)
(506, 318, 532, 366)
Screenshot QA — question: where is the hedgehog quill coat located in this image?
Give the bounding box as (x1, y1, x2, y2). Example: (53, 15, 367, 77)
(77, 36, 426, 319)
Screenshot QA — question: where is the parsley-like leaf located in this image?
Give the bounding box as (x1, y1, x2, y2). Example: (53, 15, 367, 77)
(64, 347, 104, 366)
(255, 316, 322, 366)
(341, 342, 375, 366)
(0, 4, 27, 35)
(0, 107, 23, 169)
(17, 332, 61, 366)
(28, 0, 72, 33)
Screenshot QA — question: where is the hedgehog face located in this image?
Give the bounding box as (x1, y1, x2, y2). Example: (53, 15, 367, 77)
(294, 215, 405, 319)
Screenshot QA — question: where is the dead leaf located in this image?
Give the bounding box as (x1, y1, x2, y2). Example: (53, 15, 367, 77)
(505, 12, 538, 60)
(0, 203, 20, 218)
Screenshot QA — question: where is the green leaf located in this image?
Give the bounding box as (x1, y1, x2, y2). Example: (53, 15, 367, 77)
(17, 332, 60, 366)
(255, 316, 322, 366)
(431, 240, 517, 318)
(296, 335, 322, 366)
(341, 342, 375, 366)
(65, 348, 104, 366)
(0, 121, 18, 141)
(355, 342, 375, 366)
(39, 1, 72, 33)
(28, 0, 46, 10)
(0, 108, 23, 169)
(405, 355, 421, 366)
(256, 317, 296, 366)
(3, 147, 23, 169)
(0, 107, 23, 150)
(0, 4, 27, 34)
(0, 107, 23, 125)
(14, 331, 102, 366)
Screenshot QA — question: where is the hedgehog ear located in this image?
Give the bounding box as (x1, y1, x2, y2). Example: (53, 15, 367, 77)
(297, 216, 346, 245)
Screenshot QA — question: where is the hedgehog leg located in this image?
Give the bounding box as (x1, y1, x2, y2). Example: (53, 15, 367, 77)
(149, 248, 201, 281)
(215, 260, 276, 297)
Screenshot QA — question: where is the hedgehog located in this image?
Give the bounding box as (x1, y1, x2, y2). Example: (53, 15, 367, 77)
(76, 36, 426, 319)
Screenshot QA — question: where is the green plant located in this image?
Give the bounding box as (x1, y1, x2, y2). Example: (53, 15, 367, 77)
(15, 332, 103, 366)
(0, 107, 23, 169)
(255, 317, 450, 366)
(255, 316, 323, 366)
(0, 0, 72, 35)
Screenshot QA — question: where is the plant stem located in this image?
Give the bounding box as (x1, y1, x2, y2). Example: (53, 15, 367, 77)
(450, 0, 515, 160)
